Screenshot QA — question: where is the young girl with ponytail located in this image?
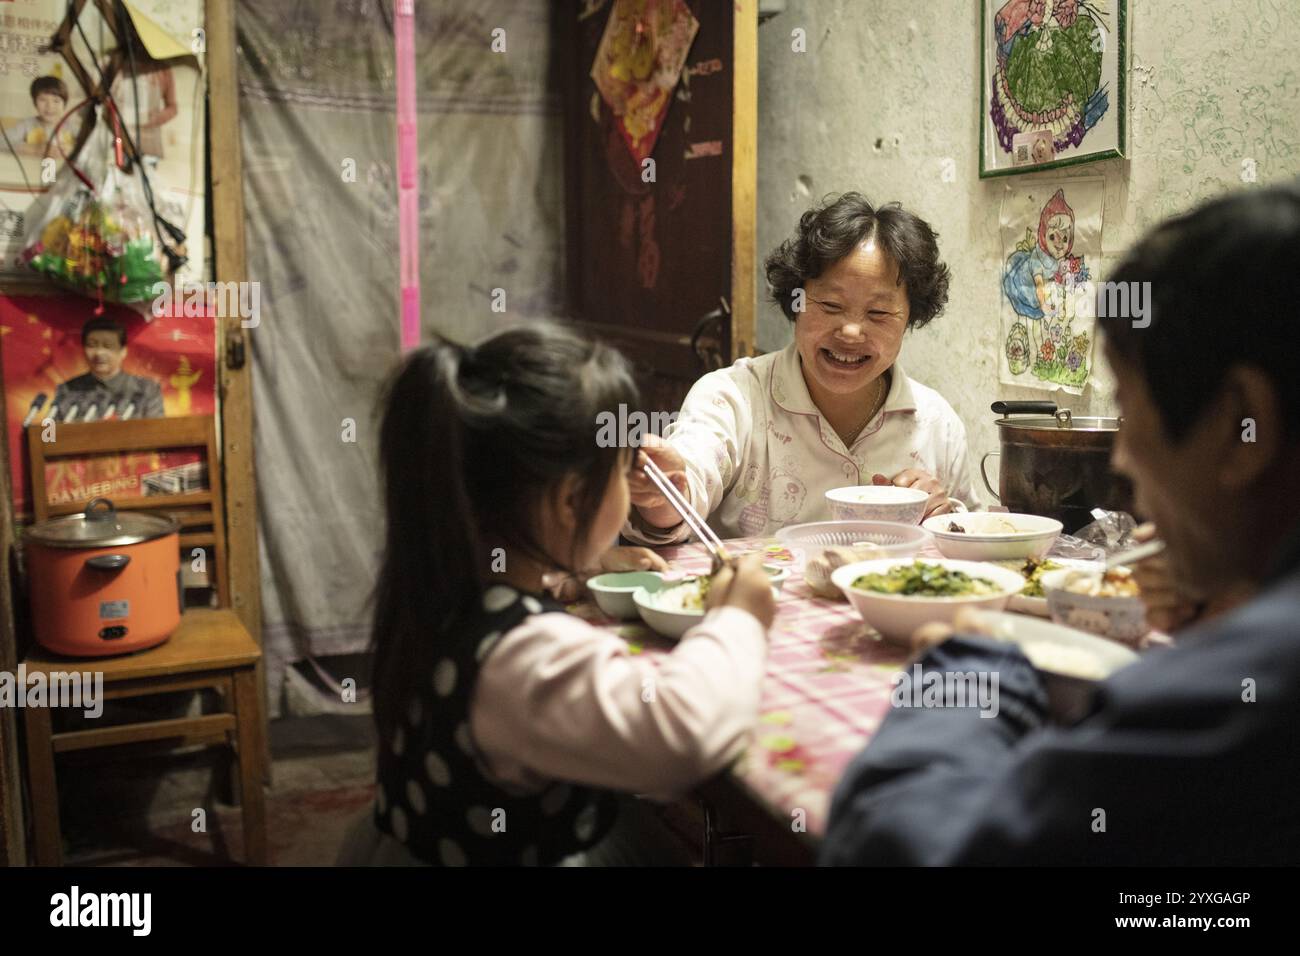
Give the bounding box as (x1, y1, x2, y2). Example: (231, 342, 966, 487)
(339, 322, 773, 866)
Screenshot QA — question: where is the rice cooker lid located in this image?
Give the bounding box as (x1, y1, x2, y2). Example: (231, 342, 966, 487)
(26, 497, 178, 548)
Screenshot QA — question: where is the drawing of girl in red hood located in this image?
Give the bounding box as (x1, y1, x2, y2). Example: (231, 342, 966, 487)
(1003, 188, 1088, 320)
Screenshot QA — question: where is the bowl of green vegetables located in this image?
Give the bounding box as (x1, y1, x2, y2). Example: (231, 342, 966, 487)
(830, 558, 1027, 644)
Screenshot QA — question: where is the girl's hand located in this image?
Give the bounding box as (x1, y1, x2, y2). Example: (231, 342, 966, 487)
(705, 553, 775, 630)
(540, 572, 584, 604)
(599, 546, 669, 573)
(872, 469, 954, 518)
(629, 437, 691, 530)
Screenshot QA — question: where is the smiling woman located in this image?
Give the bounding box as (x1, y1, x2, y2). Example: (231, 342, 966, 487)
(625, 193, 981, 545)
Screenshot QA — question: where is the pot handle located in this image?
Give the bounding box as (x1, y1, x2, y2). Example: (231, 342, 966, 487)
(991, 401, 1057, 417)
(86, 554, 130, 572)
(980, 452, 1001, 503)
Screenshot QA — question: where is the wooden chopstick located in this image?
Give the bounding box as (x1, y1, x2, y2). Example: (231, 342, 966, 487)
(640, 454, 732, 566)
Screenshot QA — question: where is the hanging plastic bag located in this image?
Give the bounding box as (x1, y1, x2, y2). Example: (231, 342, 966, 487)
(19, 105, 164, 304)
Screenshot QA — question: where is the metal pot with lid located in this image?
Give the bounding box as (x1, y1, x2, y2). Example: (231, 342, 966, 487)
(981, 401, 1134, 534)
(25, 497, 181, 657)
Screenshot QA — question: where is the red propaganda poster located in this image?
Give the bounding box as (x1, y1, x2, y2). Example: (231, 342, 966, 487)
(0, 293, 216, 518)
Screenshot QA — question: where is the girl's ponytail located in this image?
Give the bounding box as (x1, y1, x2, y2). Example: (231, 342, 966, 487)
(371, 337, 484, 736)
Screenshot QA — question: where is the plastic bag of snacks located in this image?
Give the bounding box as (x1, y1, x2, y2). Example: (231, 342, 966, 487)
(19, 107, 164, 304)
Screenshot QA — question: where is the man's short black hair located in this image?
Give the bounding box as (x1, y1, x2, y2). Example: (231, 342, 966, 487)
(764, 192, 951, 329)
(30, 76, 68, 104)
(81, 315, 127, 348)
(1100, 179, 1300, 443)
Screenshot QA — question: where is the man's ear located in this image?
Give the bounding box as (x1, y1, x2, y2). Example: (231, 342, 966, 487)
(1216, 365, 1283, 490)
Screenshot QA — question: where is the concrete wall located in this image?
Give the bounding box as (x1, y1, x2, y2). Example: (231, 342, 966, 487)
(755, 0, 1300, 474)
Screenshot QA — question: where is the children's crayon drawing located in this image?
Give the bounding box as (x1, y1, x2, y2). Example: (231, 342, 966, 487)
(998, 178, 1104, 394)
(981, 0, 1126, 176)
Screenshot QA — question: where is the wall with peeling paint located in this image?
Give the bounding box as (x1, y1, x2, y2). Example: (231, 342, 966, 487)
(755, 0, 1300, 484)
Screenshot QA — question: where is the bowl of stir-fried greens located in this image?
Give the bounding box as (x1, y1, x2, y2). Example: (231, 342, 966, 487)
(830, 559, 1027, 643)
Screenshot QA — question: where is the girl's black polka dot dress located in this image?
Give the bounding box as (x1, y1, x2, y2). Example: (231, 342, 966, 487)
(373, 585, 619, 866)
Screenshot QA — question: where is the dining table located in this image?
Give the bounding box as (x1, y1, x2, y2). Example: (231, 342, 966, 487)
(572, 533, 1167, 865)
(569, 534, 918, 864)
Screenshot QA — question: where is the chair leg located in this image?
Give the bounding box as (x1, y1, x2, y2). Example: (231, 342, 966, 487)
(22, 705, 62, 866)
(232, 667, 268, 865)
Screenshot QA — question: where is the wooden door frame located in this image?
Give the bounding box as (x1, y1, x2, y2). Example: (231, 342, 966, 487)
(730, 0, 758, 360)
(206, 0, 268, 777)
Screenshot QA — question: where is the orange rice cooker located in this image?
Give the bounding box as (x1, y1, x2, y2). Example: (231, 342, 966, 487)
(25, 497, 181, 657)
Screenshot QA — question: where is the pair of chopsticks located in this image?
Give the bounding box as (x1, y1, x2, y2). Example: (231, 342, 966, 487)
(638, 453, 733, 572)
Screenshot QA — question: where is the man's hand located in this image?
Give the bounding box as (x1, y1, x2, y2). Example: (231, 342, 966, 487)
(907, 607, 996, 658)
(1129, 521, 1203, 633)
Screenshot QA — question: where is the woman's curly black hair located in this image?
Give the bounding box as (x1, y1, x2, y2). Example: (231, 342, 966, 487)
(764, 193, 951, 330)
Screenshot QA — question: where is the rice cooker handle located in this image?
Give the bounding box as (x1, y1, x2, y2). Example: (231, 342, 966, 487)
(86, 554, 131, 572)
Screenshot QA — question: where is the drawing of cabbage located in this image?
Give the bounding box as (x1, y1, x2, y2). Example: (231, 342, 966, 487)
(1006, 15, 1102, 115)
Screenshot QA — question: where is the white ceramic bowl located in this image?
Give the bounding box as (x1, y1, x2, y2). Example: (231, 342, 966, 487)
(776, 520, 931, 568)
(962, 609, 1140, 680)
(1040, 566, 1148, 646)
(830, 558, 1026, 644)
(825, 486, 929, 525)
(922, 512, 1062, 561)
(586, 571, 665, 619)
(633, 583, 704, 639)
(634, 576, 781, 640)
(961, 609, 1141, 723)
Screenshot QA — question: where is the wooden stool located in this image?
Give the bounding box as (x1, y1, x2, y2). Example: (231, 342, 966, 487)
(21, 608, 267, 865)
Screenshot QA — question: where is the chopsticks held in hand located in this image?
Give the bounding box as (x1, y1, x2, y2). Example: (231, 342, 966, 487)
(637, 452, 733, 573)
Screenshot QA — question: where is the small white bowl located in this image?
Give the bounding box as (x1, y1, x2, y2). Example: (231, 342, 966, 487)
(922, 512, 1062, 561)
(586, 571, 665, 619)
(634, 576, 782, 640)
(826, 485, 929, 525)
(1039, 566, 1148, 646)
(830, 558, 1026, 645)
(633, 579, 707, 639)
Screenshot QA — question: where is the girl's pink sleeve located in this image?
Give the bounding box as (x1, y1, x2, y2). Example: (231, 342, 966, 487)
(469, 607, 767, 800)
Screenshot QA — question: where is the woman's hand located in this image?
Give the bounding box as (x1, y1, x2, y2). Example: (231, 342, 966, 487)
(1129, 522, 1203, 634)
(628, 437, 691, 530)
(599, 546, 669, 573)
(705, 553, 776, 630)
(872, 469, 954, 518)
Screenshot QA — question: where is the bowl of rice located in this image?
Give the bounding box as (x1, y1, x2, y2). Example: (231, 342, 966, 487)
(633, 572, 783, 639)
(633, 576, 711, 639)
